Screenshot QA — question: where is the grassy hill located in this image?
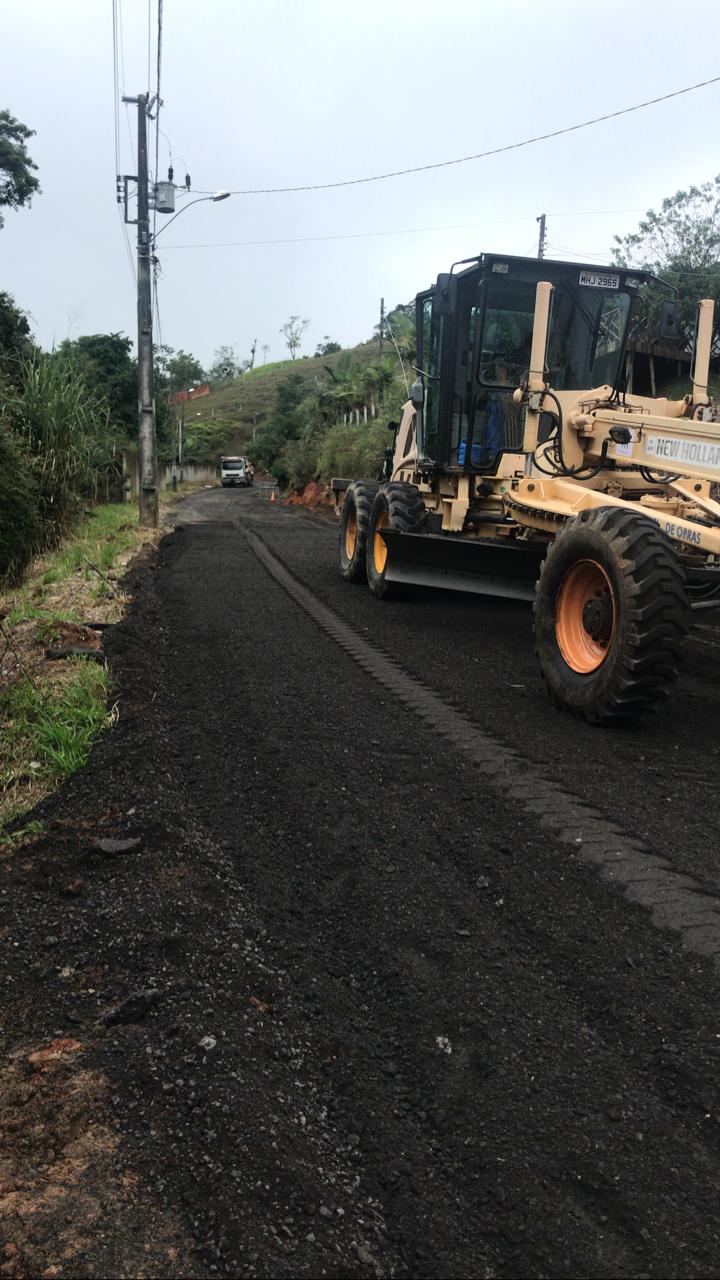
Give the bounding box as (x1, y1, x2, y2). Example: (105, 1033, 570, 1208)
(187, 339, 390, 454)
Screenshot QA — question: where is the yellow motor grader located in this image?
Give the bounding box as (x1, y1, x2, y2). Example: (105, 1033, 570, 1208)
(336, 253, 720, 724)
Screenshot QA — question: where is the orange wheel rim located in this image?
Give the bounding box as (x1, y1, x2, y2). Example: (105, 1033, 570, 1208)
(555, 559, 616, 674)
(345, 510, 357, 560)
(374, 510, 389, 574)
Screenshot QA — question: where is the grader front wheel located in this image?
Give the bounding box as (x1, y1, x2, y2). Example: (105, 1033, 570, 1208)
(534, 506, 689, 724)
(339, 481, 380, 583)
(366, 483, 429, 599)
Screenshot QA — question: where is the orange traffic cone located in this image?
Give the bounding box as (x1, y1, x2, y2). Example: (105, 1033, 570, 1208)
(270, 490, 277, 504)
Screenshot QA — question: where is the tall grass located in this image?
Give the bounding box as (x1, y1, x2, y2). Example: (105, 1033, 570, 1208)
(0, 353, 111, 581)
(12, 354, 102, 534)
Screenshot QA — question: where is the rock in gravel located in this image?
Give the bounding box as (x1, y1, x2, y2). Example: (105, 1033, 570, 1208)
(102, 988, 159, 1026)
(198, 1035, 217, 1051)
(93, 836, 142, 856)
(45, 645, 106, 664)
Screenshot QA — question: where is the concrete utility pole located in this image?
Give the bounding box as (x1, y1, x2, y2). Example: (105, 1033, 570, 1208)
(123, 92, 159, 528)
(536, 214, 547, 261)
(179, 404, 185, 484)
(379, 297, 385, 358)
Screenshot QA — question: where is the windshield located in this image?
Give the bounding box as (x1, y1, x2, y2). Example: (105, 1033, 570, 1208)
(478, 276, 632, 391)
(222, 461, 244, 471)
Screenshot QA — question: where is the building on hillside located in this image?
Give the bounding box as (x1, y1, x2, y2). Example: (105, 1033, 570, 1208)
(170, 383, 210, 405)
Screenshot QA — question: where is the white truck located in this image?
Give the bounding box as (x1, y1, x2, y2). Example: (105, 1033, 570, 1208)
(220, 456, 254, 488)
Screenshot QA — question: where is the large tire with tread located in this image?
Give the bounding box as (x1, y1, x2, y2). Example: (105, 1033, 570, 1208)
(339, 480, 380, 583)
(366, 483, 429, 600)
(534, 506, 688, 724)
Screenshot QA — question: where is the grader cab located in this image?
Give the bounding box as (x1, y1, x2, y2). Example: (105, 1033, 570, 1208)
(337, 253, 720, 724)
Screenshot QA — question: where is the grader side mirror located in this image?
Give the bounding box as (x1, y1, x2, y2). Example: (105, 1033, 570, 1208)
(659, 300, 679, 340)
(410, 378, 424, 410)
(433, 273, 457, 317)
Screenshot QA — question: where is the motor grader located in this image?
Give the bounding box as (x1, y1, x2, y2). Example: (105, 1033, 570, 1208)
(335, 253, 720, 724)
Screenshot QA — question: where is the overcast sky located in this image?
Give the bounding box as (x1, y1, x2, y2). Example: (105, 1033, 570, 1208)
(3, 0, 720, 371)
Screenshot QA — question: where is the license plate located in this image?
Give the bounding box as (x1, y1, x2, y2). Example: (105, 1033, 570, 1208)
(579, 270, 620, 290)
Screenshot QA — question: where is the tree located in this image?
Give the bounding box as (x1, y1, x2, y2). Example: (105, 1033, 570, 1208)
(280, 315, 309, 359)
(262, 343, 270, 364)
(379, 301, 416, 360)
(314, 335, 341, 357)
(0, 110, 40, 227)
(612, 176, 720, 351)
(155, 345, 205, 392)
(55, 333, 137, 437)
(0, 290, 35, 379)
(209, 345, 239, 383)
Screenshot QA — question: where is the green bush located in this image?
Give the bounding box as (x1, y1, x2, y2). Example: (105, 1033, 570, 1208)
(0, 421, 40, 583)
(278, 434, 319, 490)
(315, 420, 387, 480)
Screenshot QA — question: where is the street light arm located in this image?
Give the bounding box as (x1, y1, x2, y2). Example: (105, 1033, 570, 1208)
(153, 192, 230, 242)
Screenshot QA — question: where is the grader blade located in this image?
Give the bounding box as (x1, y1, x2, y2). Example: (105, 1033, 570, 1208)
(379, 529, 543, 601)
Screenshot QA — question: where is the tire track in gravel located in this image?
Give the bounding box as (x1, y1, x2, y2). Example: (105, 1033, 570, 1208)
(242, 518, 720, 965)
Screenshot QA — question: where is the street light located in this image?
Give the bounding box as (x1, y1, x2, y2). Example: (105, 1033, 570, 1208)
(153, 191, 230, 242)
(153, 189, 230, 499)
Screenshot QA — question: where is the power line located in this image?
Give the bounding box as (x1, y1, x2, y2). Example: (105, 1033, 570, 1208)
(111, 0, 120, 174)
(153, 260, 164, 349)
(118, 206, 138, 288)
(159, 208, 649, 252)
(112, 0, 136, 290)
(549, 244, 720, 277)
(116, 0, 135, 157)
(188, 75, 720, 197)
(147, 0, 152, 95)
(152, 0, 163, 244)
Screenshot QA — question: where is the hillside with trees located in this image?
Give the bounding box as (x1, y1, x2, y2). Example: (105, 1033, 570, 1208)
(183, 302, 416, 488)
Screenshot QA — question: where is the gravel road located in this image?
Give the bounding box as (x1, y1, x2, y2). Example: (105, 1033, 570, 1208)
(3, 486, 720, 1279)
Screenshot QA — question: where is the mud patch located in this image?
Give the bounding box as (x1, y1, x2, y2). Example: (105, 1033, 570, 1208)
(0, 1035, 194, 1279)
(283, 480, 335, 516)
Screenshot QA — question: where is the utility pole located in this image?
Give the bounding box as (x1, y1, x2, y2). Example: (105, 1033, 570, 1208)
(179, 403, 185, 484)
(123, 92, 159, 528)
(379, 297, 385, 358)
(536, 214, 547, 261)
(169, 371, 177, 491)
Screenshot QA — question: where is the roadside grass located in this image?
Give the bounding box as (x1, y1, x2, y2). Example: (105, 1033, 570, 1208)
(3, 504, 144, 628)
(0, 664, 111, 832)
(0, 488, 196, 834)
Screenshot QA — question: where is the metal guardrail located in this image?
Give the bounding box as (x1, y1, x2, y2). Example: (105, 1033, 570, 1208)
(259, 483, 280, 502)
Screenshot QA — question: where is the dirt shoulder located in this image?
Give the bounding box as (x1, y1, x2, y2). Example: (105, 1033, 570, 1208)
(0, 489, 206, 833)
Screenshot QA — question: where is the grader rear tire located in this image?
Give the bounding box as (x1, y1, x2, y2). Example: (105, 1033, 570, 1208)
(366, 483, 429, 600)
(533, 506, 688, 724)
(339, 481, 380, 583)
